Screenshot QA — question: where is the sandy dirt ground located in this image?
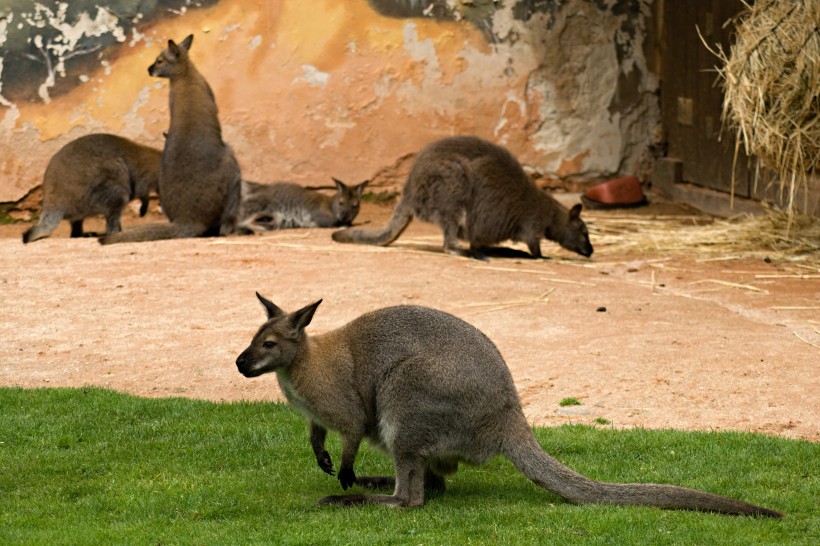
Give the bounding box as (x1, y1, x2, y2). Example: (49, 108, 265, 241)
(1, 196, 818, 442)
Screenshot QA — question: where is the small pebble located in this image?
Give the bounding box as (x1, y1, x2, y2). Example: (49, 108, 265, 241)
(596, 307, 607, 312)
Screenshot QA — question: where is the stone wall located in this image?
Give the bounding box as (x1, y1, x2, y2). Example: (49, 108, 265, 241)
(0, 0, 658, 203)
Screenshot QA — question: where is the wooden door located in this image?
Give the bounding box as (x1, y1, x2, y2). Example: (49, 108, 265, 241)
(660, 0, 752, 197)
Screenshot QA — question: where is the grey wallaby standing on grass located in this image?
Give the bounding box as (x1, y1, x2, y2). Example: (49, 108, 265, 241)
(100, 34, 241, 244)
(22, 134, 160, 243)
(332, 135, 593, 260)
(236, 294, 782, 516)
(237, 178, 368, 234)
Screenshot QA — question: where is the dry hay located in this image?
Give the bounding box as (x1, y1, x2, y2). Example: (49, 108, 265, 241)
(705, 0, 819, 214)
(589, 209, 820, 268)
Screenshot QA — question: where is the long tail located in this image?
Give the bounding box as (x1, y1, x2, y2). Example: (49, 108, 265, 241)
(98, 222, 207, 244)
(503, 425, 783, 517)
(22, 210, 63, 244)
(331, 201, 413, 246)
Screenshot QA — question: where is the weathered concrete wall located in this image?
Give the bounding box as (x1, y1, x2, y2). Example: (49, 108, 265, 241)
(0, 0, 658, 203)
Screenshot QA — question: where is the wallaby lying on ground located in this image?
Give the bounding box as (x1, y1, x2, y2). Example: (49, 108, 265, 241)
(22, 134, 160, 243)
(236, 295, 782, 516)
(100, 34, 241, 244)
(332, 136, 593, 260)
(237, 178, 368, 233)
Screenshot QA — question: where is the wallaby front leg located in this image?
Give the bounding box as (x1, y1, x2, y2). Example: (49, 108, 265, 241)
(309, 421, 334, 475)
(338, 432, 364, 490)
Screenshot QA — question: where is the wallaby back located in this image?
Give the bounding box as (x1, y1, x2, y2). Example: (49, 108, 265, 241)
(333, 136, 593, 259)
(22, 133, 160, 243)
(238, 178, 367, 233)
(100, 34, 241, 244)
(236, 296, 782, 516)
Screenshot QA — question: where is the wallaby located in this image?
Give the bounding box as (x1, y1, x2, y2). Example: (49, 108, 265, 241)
(22, 134, 160, 244)
(100, 34, 241, 244)
(237, 178, 368, 234)
(235, 294, 782, 516)
(332, 136, 593, 260)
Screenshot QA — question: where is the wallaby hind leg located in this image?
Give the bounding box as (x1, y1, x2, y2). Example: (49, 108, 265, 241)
(442, 223, 486, 260)
(104, 208, 124, 235)
(22, 210, 64, 243)
(318, 456, 426, 507)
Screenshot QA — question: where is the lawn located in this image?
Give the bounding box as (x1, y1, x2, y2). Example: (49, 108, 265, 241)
(0, 387, 816, 544)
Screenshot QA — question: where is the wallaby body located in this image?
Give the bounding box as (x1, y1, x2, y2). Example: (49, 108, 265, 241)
(237, 178, 367, 234)
(100, 34, 241, 244)
(236, 295, 781, 516)
(332, 136, 593, 260)
(22, 134, 160, 243)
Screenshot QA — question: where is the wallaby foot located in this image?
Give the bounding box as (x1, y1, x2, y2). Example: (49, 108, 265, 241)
(355, 476, 395, 490)
(354, 468, 446, 493)
(444, 244, 487, 261)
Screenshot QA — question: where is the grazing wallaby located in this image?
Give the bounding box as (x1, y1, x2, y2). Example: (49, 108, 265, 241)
(237, 178, 368, 234)
(22, 134, 160, 244)
(332, 136, 593, 260)
(235, 294, 782, 516)
(100, 34, 241, 244)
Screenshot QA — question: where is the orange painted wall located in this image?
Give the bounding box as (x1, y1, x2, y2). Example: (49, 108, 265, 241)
(0, 0, 660, 202)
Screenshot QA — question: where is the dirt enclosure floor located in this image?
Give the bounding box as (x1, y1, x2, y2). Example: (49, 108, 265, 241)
(1, 196, 818, 442)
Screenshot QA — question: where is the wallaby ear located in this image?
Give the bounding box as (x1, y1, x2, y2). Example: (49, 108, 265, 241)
(569, 203, 583, 221)
(290, 299, 323, 331)
(331, 177, 347, 191)
(355, 180, 369, 196)
(179, 34, 194, 52)
(167, 39, 180, 59)
(256, 292, 284, 319)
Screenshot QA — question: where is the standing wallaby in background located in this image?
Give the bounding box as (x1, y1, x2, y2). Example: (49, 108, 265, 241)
(236, 294, 782, 516)
(100, 34, 241, 244)
(332, 136, 593, 260)
(22, 134, 160, 244)
(237, 178, 368, 234)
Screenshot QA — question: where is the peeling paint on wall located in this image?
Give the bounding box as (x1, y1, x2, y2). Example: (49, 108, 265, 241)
(0, 0, 660, 204)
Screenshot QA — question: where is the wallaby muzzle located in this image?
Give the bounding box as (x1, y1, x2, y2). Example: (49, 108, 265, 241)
(235, 349, 262, 377)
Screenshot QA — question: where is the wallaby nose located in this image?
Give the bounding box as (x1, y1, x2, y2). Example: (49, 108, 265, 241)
(236, 355, 246, 368)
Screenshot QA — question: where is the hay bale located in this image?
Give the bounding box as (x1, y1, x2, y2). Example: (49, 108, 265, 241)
(711, 0, 819, 213)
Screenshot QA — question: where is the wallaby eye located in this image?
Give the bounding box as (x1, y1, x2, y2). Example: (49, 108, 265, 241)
(255, 215, 274, 224)
(262, 340, 277, 349)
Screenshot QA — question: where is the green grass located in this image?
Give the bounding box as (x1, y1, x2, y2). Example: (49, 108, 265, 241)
(560, 397, 582, 407)
(0, 387, 816, 545)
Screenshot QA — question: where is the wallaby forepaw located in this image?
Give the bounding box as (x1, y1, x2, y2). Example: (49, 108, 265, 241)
(316, 451, 334, 475)
(338, 466, 357, 490)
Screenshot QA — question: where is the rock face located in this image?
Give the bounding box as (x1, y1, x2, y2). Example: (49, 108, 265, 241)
(0, 0, 659, 203)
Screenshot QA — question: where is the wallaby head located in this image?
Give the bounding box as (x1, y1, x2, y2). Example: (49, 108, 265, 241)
(236, 293, 322, 378)
(148, 34, 194, 78)
(557, 204, 593, 257)
(331, 178, 368, 226)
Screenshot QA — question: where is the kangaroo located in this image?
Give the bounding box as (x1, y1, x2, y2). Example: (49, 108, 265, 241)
(22, 134, 160, 244)
(332, 136, 593, 260)
(237, 178, 368, 234)
(235, 294, 782, 516)
(100, 34, 241, 244)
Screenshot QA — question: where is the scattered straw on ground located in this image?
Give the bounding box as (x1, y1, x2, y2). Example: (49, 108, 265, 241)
(588, 208, 820, 268)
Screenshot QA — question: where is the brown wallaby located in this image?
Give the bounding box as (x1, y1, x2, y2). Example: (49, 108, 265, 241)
(332, 136, 593, 260)
(237, 178, 368, 234)
(235, 294, 782, 516)
(22, 134, 160, 244)
(100, 34, 241, 244)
